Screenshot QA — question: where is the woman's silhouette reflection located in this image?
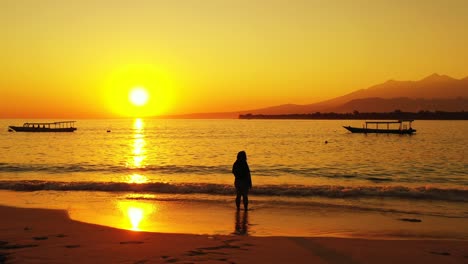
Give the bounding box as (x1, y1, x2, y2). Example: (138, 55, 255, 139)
(234, 209, 249, 235)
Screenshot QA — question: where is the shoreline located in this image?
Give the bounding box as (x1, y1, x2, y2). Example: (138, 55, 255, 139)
(1, 190, 467, 241)
(1, 205, 467, 263)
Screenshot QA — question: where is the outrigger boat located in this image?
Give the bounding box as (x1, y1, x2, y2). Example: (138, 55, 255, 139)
(8, 121, 77, 132)
(343, 120, 416, 134)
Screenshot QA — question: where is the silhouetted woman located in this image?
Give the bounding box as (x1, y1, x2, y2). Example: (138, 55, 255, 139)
(232, 151, 252, 210)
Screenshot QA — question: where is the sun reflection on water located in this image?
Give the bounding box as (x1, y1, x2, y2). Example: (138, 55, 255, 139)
(134, 118, 144, 131)
(127, 173, 148, 184)
(120, 119, 153, 231)
(126, 118, 148, 170)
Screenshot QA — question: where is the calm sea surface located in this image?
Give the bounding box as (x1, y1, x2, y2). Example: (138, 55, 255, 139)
(0, 119, 467, 237)
(1, 119, 466, 187)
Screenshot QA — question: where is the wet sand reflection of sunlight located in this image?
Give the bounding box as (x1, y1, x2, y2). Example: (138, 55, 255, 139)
(118, 201, 156, 231)
(128, 207, 143, 230)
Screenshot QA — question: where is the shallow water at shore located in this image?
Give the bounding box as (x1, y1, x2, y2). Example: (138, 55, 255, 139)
(1, 190, 467, 240)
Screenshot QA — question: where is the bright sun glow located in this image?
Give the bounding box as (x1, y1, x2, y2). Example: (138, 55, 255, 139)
(129, 87, 149, 106)
(103, 64, 177, 117)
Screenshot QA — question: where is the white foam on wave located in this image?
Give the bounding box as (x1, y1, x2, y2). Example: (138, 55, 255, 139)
(0, 180, 466, 202)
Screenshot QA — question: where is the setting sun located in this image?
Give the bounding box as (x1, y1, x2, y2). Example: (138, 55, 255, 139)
(101, 64, 177, 117)
(129, 87, 149, 106)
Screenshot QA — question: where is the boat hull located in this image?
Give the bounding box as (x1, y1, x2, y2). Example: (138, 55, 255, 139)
(8, 126, 77, 132)
(343, 126, 415, 134)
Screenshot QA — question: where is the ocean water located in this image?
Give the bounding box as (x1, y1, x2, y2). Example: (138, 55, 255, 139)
(0, 119, 467, 238)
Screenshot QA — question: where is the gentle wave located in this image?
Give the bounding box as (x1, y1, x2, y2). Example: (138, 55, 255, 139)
(0, 163, 444, 183)
(0, 163, 229, 175)
(0, 163, 355, 179)
(0, 180, 466, 202)
(1, 163, 466, 185)
(0, 163, 355, 176)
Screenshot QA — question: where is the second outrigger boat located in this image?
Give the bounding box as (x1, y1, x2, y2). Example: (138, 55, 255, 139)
(343, 120, 416, 134)
(8, 121, 77, 132)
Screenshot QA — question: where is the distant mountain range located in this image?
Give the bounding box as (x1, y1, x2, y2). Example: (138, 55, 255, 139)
(159, 73, 468, 118)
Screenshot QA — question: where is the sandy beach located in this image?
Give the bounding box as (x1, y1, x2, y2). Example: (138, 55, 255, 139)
(1, 205, 467, 264)
(2, 0, 468, 262)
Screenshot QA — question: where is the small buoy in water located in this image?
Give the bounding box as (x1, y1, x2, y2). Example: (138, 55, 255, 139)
(107, 130, 111, 133)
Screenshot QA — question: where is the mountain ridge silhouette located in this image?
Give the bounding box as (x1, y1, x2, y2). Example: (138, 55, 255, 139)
(157, 73, 468, 118)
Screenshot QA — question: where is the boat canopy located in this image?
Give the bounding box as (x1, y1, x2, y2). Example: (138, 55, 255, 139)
(23, 121, 76, 128)
(364, 120, 414, 124)
(363, 119, 413, 130)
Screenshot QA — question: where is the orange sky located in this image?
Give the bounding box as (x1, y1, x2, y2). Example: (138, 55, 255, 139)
(1, 0, 467, 118)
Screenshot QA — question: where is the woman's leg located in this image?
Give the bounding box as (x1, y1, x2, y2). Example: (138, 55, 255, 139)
(236, 190, 241, 209)
(243, 193, 248, 210)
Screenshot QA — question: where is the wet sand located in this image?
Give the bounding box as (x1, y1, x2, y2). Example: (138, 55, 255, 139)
(1, 205, 467, 264)
(2, 190, 467, 240)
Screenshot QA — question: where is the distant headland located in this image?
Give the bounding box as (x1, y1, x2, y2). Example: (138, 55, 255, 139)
(239, 110, 468, 120)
